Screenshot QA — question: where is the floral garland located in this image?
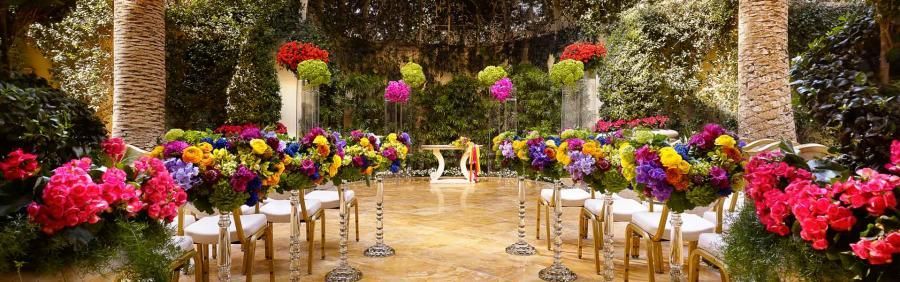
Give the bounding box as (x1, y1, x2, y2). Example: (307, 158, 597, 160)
(384, 80, 411, 103)
(560, 42, 607, 70)
(276, 41, 329, 73)
(743, 140, 900, 271)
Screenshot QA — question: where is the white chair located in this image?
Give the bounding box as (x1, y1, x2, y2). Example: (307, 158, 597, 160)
(185, 208, 272, 282)
(259, 195, 325, 275)
(624, 205, 715, 282)
(170, 207, 199, 282)
(689, 198, 731, 282)
(305, 186, 359, 242)
(701, 192, 743, 232)
(537, 182, 595, 250)
(578, 194, 662, 274)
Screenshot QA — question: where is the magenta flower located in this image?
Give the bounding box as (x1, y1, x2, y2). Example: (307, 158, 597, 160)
(490, 77, 513, 102)
(384, 80, 411, 103)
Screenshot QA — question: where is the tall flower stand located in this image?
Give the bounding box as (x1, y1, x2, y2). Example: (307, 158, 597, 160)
(296, 79, 320, 135)
(217, 212, 233, 281)
(506, 176, 536, 256)
(539, 181, 577, 282)
(601, 192, 615, 282)
(288, 190, 303, 281)
(669, 212, 685, 281)
(326, 184, 362, 282)
(364, 176, 395, 257)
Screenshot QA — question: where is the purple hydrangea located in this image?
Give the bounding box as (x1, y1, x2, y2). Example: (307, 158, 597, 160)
(709, 166, 730, 188)
(163, 141, 189, 157)
(164, 158, 200, 190)
(529, 144, 552, 171)
(399, 132, 412, 145)
(230, 165, 255, 192)
(565, 151, 596, 182)
(567, 138, 585, 151)
(240, 127, 262, 140)
(500, 142, 515, 159)
(636, 163, 673, 202)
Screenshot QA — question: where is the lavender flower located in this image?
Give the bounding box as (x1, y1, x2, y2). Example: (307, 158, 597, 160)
(500, 142, 515, 159)
(164, 158, 200, 190)
(566, 151, 596, 182)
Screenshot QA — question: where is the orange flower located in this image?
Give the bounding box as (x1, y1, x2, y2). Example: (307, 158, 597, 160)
(317, 144, 330, 157)
(666, 167, 689, 191)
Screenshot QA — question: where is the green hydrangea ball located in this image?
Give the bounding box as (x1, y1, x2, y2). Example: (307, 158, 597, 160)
(165, 129, 185, 141)
(400, 62, 426, 88)
(297, 60, 332, 86)
(477, 66, 507, 86)
(550, 59, 585, 86)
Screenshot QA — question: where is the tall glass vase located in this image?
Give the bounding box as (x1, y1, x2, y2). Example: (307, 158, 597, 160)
(602, 192, 615, 282)
(326, 183, 362, 282)
(384, 101, 404, 133)
(539, 181, 577, 281)
(289, 190, 302, 281)
(297, 79, 320, 135)
(669, 211, 685, 282)
(364, 176, 395, 257)
(506, 176, 536, 255)
(217, 212, 232, 282)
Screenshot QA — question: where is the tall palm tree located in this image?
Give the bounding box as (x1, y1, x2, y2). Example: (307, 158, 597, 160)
(112, 0, 166, 149)
(737, 0, 797, 141)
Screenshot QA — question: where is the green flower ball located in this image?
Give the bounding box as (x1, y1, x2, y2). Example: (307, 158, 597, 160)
(165, 129, 185, 141)
(401, 62, 426, 88)
(477, 66, 507, 86)
(550, 59, 585, 86)
(297, 60, 332, 86)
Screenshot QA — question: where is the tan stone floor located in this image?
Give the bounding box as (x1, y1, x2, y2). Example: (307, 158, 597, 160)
(18, 178, 726, 281)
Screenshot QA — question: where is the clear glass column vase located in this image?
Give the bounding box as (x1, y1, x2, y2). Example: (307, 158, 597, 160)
(539, 181, 577, 282)
(217, 212, 232, 282)
(289, 190, 302, 281)
(297, 79, 320, 135)
(670, 211, 685, 282)
(506, 176, 536, 256)
(364, 176, 395, 257)
(384, 100, 405, 133)
(602, 192, 615, 282)
(326, 184, 362, 282)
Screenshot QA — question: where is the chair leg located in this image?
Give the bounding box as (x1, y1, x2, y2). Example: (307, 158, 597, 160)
(631, 234, 641, 258)
(354, 200, 360, 242)
(536, 199, 542, 240)
(578, 210, 584, 259)
(265, 223, 274, 260)
(592, 217, 602, 275)
(211, 244, 216, 259)
(545, 204, 551, 251)
(624, 225, 633, 282)
(194, 245, 203, 282)
(646, 237, 656, 282)
(320, 215, 326, 259)
(308, 220, 316, 274)
(200, 244, 210, 282)
(653, 241, 664, 273)
(688, 250, 700, 282)
(246, 241, 256, 282)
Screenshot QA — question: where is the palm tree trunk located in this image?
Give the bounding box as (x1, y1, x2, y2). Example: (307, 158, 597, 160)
(737, 0, 797, 141)
(112, 0, 166, 149)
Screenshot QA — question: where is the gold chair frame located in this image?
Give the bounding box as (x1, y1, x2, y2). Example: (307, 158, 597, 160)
(623, 204, 701, 282)
(577, 196, 657, 274)
(536, 181, 596, 250)
(170, 207, 199, 282)
(264, 188, 326, 278)
(194, 207, 273, 282)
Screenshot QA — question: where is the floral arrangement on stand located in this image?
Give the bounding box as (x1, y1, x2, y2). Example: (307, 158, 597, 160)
(379, 132, 412, 174)
(477, 66, 508, 86)
(276, 41, 329, 74)
(560, 42, 607, 71)
(724, 140, 900, 281)
(549, 59, 585, 87)
(152, 125, 284, 214)
(297, 60, 332, 87)
(558, 129, 629, 194)
(0, 138, 186, 279)
(495, 131, 565, 180)
(400, 62, 425, 89)
(620, 124, 744, 212)
(332, 130, 381, 186)
(384, 81, 411, 104)
(594, 115, 670, 133)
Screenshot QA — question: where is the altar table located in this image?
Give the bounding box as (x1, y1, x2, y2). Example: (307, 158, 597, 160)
(420, 144, 480, 184)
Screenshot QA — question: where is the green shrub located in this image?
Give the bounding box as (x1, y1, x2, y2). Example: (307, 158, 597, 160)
(510, 64, 559, 132)
(0, 82, 106, 166)
(788, 0, 868, 57)
(225, 23, 282, 125)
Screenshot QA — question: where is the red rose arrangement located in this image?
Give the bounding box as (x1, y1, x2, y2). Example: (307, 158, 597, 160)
(561, 42, 607, 69)
(276, 41, 329, 73)
(744, 141, 900, 267)
(594, 115, 669, 133)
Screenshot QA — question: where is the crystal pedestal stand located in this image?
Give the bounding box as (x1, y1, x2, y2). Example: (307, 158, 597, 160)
(669, 212, 685, 282)
(326, 184, 362, 282)
(288, 190, 302, 281)
(364, 177, 395, 257)
(602, 192, 615, 282)
(506, 176, 536, 255)
(217, 212, 232, 281)
(539, 181, 577, 281)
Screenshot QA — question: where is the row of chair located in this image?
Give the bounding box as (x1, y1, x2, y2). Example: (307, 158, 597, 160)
(534, 138, 828, 281)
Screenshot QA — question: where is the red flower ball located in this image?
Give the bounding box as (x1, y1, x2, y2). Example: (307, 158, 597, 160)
(276, 41, 329, 72)
(561, 42, 607, 65)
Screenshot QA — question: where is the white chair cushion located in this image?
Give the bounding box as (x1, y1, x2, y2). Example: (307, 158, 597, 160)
(240, 204, 258, 214)
(631, 212, 715, 242)
(698, 233, 725, 258)
(541, 188, 592, 207)
(167, 214, 197, 231)
(185, 214, 268, 244)
(172, 235, 194, 251)
(585, 198, 652, 222)
(259, 199, 322, 223)
(306, 190, 355, 209)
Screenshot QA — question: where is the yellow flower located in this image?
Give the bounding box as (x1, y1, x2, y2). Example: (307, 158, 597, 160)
(387, 133, 398, 143)
(659, 147, 691, 173)
(250, 139, 268, 155)
(715, 135, 736, 148)
(360, 138, 373, 151)
(200, 153, 215, 168)
(329, 155, 342, 177)
(545, 140, 557, 149)
(622, 166, 636, 181)
(513, 140, 529, 160)
(399, 145, 408, 159)
(282, 154, 293, 165)
(556, 142, 570, 165)
(149, 145, 164, 158)
(582, 141, 605, 159)
(619, 144, 635, 168)
(313, 135, 328, 146)
(263, 162, 286, 186)
(198, 142, 213, 153)
(182, 146, 204, 164)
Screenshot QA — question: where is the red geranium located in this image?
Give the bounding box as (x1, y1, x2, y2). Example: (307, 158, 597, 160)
(594, 115, 669, 133)
(561, 42, 607, 66)
(0, 149, 40, 181)
(276, 41, 329, 72)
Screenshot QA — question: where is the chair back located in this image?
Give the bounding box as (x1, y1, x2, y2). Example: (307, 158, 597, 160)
(176, 206, 186, 236)
(795, 143, 829, 161)
(651, 205, 670, 240)
(714, 198, 726, 233)
(233, 208, 248, 244)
